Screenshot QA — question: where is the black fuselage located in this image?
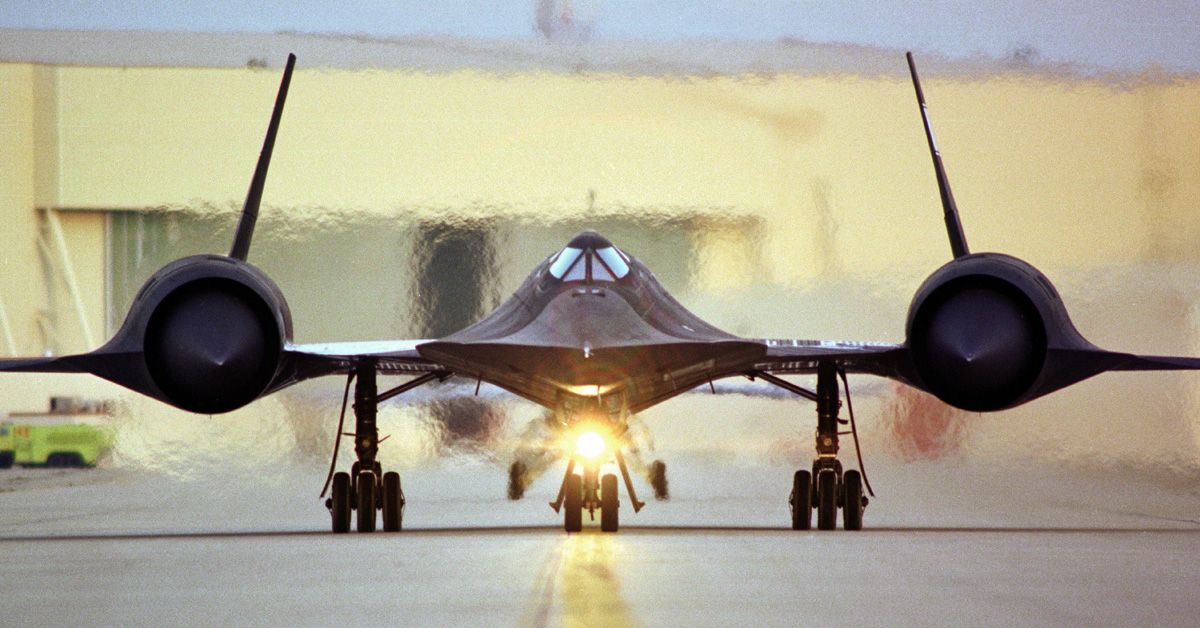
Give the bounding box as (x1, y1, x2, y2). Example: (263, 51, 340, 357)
(417, 231, 764, 414)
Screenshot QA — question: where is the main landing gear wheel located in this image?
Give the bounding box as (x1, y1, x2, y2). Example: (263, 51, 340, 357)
(382, 471, 404, 532)
(790, 470, 812, 530)
(331, 471, 351, 533)
(817, 470, 838, 531)
(356, 471, 377, 533)
(650, 459, 669, 500)
(47, 453, 82, 467)
(784, 362, 872, 532)
(600, 473, 619, 532)
(563, 473, 583, 533)
(842, 469, 864, 531)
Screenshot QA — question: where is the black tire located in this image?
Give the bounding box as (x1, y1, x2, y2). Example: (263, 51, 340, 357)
(382, 471, 403, 532)
(0, 451, 13, 469)
(650, 460, 669, 500)
(563, 473, 583, 533)
(843, 470, 864, 531)
(817, 470, 838, 531)
(508, 461, 526, 500)
(50, 453, 81, 468)
(331, 472, 351, 533)
(356, 471, 376, 533)
(600, 473, 619, 532)
(791, 470, 812, 530)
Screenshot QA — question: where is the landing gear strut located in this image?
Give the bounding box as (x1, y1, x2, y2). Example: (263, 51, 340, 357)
(786, 362, 868, 531)
(325, 359, 416, 533)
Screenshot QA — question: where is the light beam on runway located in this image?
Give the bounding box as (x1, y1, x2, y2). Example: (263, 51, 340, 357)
(524, 532, 635, 627)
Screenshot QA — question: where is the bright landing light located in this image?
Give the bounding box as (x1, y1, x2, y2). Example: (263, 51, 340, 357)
(575, 431, 607, 459)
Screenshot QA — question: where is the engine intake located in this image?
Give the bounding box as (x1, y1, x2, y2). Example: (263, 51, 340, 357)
(99, 255, 292, 414)
(144, 278, 283, 414)
(906, 256, 1053, 411)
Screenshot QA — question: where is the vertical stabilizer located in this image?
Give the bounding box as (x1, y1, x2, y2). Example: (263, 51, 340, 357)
(907, 52, 970, 259)
(230, 53, 296, 261)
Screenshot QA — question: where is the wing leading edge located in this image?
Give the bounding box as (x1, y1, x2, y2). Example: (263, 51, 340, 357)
(0, 340, 448, 409)
(280, 340, 447, 380)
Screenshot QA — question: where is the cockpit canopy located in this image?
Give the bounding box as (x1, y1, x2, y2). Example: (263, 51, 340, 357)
(547, 232, 631, 283)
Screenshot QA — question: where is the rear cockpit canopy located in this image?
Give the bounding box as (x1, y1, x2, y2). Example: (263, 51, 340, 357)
(547, 231, 631, 283)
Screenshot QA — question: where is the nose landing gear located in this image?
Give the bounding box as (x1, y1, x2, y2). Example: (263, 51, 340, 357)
(556, 468, 622, 533)
(551, 449, 643, 533)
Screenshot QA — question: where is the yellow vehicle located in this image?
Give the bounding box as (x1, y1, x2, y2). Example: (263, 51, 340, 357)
(0, 420, 112, 468)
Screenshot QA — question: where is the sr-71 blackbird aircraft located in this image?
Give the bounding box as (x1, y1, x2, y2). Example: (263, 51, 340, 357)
(4, 53, 1198, 533)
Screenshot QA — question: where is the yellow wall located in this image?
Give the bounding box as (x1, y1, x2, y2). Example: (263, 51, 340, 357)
(0, 65, 50, 356)
(46, 67, 1200, 268)
(1, 62, 1199, 358)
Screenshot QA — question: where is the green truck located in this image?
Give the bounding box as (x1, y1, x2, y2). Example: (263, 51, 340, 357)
(0, 420, 112, 468)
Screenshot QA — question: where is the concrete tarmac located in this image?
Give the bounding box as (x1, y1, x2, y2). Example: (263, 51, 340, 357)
(1, 457, 1198, 626)
(4, 525, 1198, 626)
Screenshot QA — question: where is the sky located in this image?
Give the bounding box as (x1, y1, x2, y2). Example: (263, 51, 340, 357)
(1, 1, 1198, 72)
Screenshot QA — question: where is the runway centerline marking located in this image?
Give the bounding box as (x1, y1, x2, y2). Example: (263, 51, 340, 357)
(560, 532, 635, 627)
(522, 530, 636, 628)
(523, 536, 566, 628)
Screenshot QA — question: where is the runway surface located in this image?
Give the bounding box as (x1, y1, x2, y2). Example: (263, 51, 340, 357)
(2, 455, 1198, 626)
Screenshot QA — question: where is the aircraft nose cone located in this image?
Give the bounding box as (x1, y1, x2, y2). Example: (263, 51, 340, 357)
(183, 339, 248, 372)
(161, 295, 264, 375)
(931, 324, 1020, 376)
(178, 341, 227, 370)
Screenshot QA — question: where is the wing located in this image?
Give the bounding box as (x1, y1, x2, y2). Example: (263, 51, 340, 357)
(617, 337, 912, 412)
(0, 355, 89, 374)
(749, 338, 911, 379)
(1104, 351, 1200, 371)
(749, 340, 1200, 390)
(279, 340, 448, 383)
(0, 339, 450, 390)
(686, 375, 897, 399)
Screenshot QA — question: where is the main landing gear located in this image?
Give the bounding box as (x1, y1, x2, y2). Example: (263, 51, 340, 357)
(329, 464, 405, 533)
(783, 362, 870, 531)
(324, 360, 442, 533)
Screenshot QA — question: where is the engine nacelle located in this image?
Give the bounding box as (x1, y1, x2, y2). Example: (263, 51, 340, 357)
(100, 255, 293, 414)
(905, 253, 1085, 412)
